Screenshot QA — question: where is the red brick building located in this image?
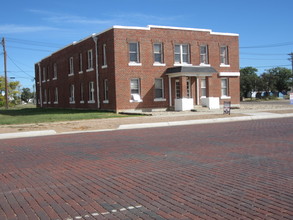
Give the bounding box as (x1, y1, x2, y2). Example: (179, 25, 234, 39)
(35, 25, 240, 112)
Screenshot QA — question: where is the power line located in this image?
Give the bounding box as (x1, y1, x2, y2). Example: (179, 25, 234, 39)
(240, 41, 293, 49)
(240, 52, 287, 56)
(7, 45, 53, 52)
(241, 58, 286, 61)
(7, 54, 34, 79)
(5, 37, 62, 48)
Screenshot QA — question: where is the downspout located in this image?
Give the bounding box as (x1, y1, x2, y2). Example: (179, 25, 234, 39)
(38, 63, 43, 107)
(168, 76, 172, 107)
(92, 35, 100, 109)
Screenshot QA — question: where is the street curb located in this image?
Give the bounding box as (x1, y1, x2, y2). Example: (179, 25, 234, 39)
(118, 113, 293, 130)
(0, 130, 57, 140)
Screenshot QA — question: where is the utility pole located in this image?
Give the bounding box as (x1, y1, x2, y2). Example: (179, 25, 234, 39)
(289, 52, 293, 74)
(1, 37, 8, 109)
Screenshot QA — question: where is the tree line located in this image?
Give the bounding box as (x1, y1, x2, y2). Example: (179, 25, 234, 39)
(240, 67, 293, 99)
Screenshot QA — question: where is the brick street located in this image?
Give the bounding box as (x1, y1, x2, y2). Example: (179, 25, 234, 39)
(1, 118, 293, 219)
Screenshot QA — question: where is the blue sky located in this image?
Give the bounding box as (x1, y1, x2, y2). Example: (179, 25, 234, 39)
(0, 0, 292, 91)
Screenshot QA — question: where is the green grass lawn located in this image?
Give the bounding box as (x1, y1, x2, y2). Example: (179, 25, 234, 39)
(0, 106, 132, 125)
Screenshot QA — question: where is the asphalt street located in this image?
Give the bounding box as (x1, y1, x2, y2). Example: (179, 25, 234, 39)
(1, 117, 293, 219)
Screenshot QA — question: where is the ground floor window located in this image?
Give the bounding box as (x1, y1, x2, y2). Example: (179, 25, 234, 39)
(130, 78, 142, 102)
(155, 78, 164, 99)
(175, 80, 180, 98)
(187, 79, 191, 98)
(89, 81, 95, 103)
(54, 87, 58, 104)
(221, 78, 228, 97)
(104, 79, 109, 102)
(69, 84, 75, 103)
(80, 83, 84, 103)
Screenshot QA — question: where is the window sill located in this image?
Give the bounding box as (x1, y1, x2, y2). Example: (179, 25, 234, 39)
(42, 80, 46, 83)
(221, 96, 231, 99)
(80, 101, 84, 104)
(88, 100, 95, 104)
(103, 100, 109, 104)
(52, 77, 57, 80)
(128, 62, 142, 66)
(220, 64, 230, 68)
(102, 65, 108, 69)
(153, 63, 166, 66)
(200, 96, 207, 99)
(68, 73, 74, 76)
(86, 68, 94, 72)
(154, 98, 166, 102)
(199, 63, 211, 67)
(47, 79, 50, 82)
(174, 63, 193, 66)
(130, 100, 143, 103)
(69, 101, 75, 104)
(54, 101, 58, 104)
(78, 71, 83, 74)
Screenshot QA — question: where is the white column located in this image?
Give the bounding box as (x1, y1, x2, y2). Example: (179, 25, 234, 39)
(168, 76, 172, 107)
(196, 77, 199, 105)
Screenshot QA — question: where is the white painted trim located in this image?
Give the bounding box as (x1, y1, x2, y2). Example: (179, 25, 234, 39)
(128, 62, 142, 66)
(220, 64, 230, 68)
(219, 72, 240, 77)
(168, 76, 172, 107)
(199, 63, 211, 67)
(154, 98, 166, 102)
(153, 63, 166, 66)
(221, 96, 231, 99)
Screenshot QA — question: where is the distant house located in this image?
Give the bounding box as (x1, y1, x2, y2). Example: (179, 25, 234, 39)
(35, 25, 240, 112)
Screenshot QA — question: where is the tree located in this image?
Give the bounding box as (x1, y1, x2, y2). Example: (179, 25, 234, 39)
(0, 76, 21, 107)
(240, 67, 259, 98)
(261, 67, 292, 93)
(21, 87, 33, 103)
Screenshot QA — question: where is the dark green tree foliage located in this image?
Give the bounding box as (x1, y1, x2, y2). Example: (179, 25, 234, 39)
(240, 67, 259, 98)
(21, 87, 33, 103)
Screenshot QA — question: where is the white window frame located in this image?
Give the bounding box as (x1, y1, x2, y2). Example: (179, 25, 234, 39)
(79, 53, 83, 74)
(88, 81, 95, 103)
(69, 57, 74, 75)
(47, 88, 51, 104)
(42, 67, 46, 82)
(187, 79, 191, 98)
(221, 78, 231, 99)
(80, 83, 84, 104)
(69, 84, 75, 103)
(153, 43, 165, 66)
(174, 44, 191, 65)
(128, 42, 141, 66)
(200, 45, 209, 65)
(53, 63, 57, 80)
(87, 49, 94, 71)
(154, 78, 166, 101)
(130, 78, 142, 102)
(201, 78, 207, 98)
(102, 44, 107, 68)
(43, 88, 47, 104)
(175, 80, 180, 99)
(220, 46, 230, 67)
(103, 79, 109, 103)
(54, 87, 58, 104)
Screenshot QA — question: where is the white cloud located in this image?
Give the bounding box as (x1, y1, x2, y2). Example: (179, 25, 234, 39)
(0, 24, 59, 34)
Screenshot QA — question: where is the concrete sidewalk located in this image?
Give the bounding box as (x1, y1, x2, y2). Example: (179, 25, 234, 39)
(1, 104, 293, 140)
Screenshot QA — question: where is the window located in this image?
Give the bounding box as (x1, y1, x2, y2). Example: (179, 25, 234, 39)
(175, 80, 180, 98)
(104, 79, 109, 102)
(54, 87, 58, 104)
(154, 43, 163, 64)
(80, 83, 84, 103)
(87, 50, 93, 70)
(69, 84, 75, 103)
(130, 78, 142, 102)
(220, 46, 229, 65)
(53, 63, 57, 79)
(69, 57, 74, 75)
(89, 81, 95, 103)
(43, 88, 47, 103)
(155, 78, 164, 99)
(201, 78, 206, 97)
(48, 88, 51, 104)
(174, 44, 190, 64)
(221, 78, 228, 97)
(102, 44, 107, 67)
(200, 45, 209, 64)
(129, 42, 140, 63)
(79, 53, 83, 73)
(187, 80, 191, 98)
(42, 67, 46, 82)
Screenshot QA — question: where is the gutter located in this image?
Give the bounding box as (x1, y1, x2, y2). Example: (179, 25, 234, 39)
(92, 36, 100, 109)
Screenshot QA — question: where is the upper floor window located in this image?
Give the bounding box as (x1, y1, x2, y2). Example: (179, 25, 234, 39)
(174, 44, 190, 65)
(53, 63, 57, 79)
(220, 46, 229, 66)
(69, 57, 74, 75)
(102, 44, 107, 68)
(129, 42, 140, 64)
(79, 53, 83, 73)
(87, 50, 93, 70)
(42, 67, 46, 82)
(153, 43, 163, 64)
(200, 45, 209, 65)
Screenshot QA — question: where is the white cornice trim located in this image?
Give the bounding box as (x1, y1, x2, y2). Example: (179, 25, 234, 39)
(219, 72, 240, 76)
